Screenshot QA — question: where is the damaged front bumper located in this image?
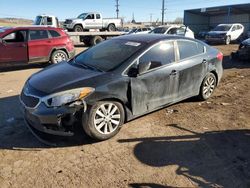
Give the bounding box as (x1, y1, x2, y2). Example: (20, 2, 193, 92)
(21, 100, 86, 137)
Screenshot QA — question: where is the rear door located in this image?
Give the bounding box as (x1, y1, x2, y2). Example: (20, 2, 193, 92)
(0, 30, 28, 64)
(28, 29, 51, 63)
(94, 13, 102, 29)
(129, 41, 179, 115)
(175, 40, 208, 100)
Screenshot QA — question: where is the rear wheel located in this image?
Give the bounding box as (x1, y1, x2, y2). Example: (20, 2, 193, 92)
(107, 24, 116, 31)
(82, 101, 125, 140)
(51, 50, 68, 64)
(198, 73, 217, 100)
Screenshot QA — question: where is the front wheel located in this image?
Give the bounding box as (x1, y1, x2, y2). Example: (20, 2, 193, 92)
(51, 50, 68, 64)
(225, 36, 231, 45)
(198, 73, 217, 100)
(74, 25, 84, 32)
(82, 101, 125, 140)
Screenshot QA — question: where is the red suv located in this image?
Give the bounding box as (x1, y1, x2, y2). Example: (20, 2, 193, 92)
(0, 26, 75, 65)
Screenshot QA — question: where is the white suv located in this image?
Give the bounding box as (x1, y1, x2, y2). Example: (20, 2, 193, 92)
(206, 23, 244, 45)
(150, 25, 195, 39)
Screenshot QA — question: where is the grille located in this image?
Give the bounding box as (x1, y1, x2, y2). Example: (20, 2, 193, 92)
(64, 19, 72, 24)
(20, 91, 40, 108)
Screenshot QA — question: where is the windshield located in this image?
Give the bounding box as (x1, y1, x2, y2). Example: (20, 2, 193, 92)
(34, 16, 43, 25)
(150, 27, 169, 34)
(73, 39, 145, 72)
(77, 13, 88, 19)
(212, 25, 232, 31)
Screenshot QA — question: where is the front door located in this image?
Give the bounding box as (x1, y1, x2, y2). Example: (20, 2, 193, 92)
(129, 41, 178, 116)
(0, 30, 28, 64)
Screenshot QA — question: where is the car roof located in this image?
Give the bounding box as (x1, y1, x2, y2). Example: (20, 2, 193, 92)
(114, 34, 193, 44)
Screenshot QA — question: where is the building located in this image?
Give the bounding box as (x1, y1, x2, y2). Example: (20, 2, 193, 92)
(184, 3, 250, 34)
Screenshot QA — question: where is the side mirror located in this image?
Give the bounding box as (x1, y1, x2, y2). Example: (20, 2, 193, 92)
(0, 38, 6, 45)
(138, 61, 151, 74)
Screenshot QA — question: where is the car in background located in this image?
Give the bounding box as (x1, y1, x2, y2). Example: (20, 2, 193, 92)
(205, 23, 244, 45)
(64, 12, 122, 32)
(0, 26, 75, 65)
(20, 34, 223, 142)
(231, 38, 250, 61)
(127, 27, 153, 35)
(150, 25, 195, 39)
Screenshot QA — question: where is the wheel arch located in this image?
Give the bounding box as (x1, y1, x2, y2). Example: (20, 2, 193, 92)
(49, 47, 69, 61)
(87, 96, 129, 122)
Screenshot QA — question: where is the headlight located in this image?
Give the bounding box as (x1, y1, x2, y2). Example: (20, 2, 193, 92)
(42, 87, 94, 107)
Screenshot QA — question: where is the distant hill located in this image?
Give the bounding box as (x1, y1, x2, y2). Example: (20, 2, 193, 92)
(0, 18, 33, 27)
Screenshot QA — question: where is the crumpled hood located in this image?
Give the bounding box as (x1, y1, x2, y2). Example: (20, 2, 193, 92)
(28, 62, 105, 94)
(208, 31, 228, 35)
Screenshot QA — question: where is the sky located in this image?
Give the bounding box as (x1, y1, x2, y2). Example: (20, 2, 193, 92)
(0, 0, 249, 22)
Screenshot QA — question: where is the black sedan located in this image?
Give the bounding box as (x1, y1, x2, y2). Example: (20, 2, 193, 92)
(20, 34, 223, 141)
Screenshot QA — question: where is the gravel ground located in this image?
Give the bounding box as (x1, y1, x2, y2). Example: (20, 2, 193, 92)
(0, 45, 249, 188)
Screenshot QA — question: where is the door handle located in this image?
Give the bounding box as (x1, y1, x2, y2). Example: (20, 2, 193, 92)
(170, 70, 177, 76)
(47, 41, 52, 43)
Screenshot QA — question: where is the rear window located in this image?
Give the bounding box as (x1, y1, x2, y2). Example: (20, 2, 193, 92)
(177, 40, 204, 60)
(150, 27, 168, 34)
(49, 30, 61, 38)
(29, 30, 49, 40)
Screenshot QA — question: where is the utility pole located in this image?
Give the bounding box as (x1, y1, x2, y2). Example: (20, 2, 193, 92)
(149, 13, 153, 24)
(115, 0, 120, 19)
(161, 0, 166, 25)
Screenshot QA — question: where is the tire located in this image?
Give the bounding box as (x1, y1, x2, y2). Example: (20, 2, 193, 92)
(225, 36, 231, 45)
(90, 36, 103, 46)
(107, 24, 116, 32)
(51, 50, 68, 64)
(82, 101, 125, 140)
(198, 73, 217, 101)
(74, 25, 84, 32)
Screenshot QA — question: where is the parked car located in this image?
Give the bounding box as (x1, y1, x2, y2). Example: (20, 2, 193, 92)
(205, 23, 244, 45)
(64, 12, 122, 32)
(150, 25, 195, 39)
(0, 27, 75, 65)
(20, 34, 223, 142)
(231, 38, 250, 61)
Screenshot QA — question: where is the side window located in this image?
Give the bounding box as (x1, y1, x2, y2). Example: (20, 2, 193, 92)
(49, 30, 61, 38)
(232, 26, 237, 31)
(139, 42, 175, 70)
(86, 14, 94, 19)
(96, 14, 101, 19)
(177, 40, 204, 60)
(3, 30, 26, 43)
(46, 17, 53, 25)
(168, 28, 177, 34)
(176, 27, 185, 35)
(29, 30, 49, 40)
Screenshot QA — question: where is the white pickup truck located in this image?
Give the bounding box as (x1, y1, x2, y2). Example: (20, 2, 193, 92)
(64, 12, 122, 32)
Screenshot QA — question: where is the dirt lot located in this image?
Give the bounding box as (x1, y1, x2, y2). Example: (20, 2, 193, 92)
(0, 44, 249, 188)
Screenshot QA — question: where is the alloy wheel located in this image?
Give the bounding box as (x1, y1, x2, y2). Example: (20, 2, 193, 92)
(94, 103, 121, 135)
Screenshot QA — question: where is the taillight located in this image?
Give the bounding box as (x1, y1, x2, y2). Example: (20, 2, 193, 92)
(217, 52, 223, 61)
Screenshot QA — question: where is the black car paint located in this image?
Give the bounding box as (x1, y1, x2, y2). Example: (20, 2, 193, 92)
(21, 34, 223, 136)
